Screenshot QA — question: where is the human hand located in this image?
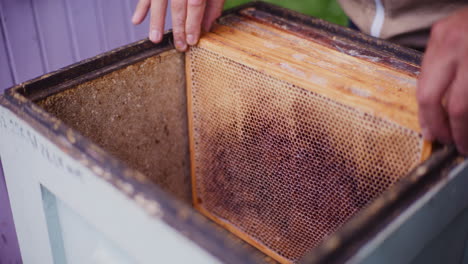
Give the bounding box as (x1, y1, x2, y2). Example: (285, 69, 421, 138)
(132, 0, 225, 51)
(417, 7, 468, 155)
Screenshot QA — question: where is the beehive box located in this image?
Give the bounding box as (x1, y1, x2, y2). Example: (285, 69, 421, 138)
(0, 2, 467, 264)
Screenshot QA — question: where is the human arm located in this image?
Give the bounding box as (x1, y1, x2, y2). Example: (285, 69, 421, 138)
(417, 7, 468, 155)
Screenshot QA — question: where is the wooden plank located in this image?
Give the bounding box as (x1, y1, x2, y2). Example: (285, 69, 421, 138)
(197, 28, 424, 134)
(353, 161, 468, 264)
(31, 0, 76, 72)
(0, 159, 22, 264)
(0, 0, 45, 83)
(0, 109, 55, 263)
(185, 48, 198, 208)
(131, 8, 151, 41)
(0, 11, 14, 91)
(217, 18, 418, 90)
(0, 7, 20, 264)
(411, 208, 468, 264)
(66, 0, 104, 60)
(123, 0, 137, 41)
(98, 0, 131, 50)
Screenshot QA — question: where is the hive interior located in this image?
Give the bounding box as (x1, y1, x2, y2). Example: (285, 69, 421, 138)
(35, 6, 429, 264)
(38, 50, 193, 204)
(36, 48, 274, 262)
(186, 7, 429, 264)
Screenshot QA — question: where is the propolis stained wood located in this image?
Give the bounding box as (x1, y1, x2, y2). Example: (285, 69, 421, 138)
(187, 4, 431, 264)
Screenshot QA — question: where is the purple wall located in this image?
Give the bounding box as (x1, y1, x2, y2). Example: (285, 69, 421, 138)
(0, 1, 171, 262)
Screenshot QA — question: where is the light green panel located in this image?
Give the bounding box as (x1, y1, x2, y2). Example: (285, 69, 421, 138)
(223, 0, 348, 26)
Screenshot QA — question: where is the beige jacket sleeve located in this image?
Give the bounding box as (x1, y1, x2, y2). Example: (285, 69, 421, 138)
(338, 0, 468, 49)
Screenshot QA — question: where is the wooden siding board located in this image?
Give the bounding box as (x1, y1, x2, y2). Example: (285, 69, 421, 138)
(0, 160, 22, 264)
(67, 0, 104, 60)
(133, 16, 151, 41)
(0, 0, 45, 83)
(63, 0, 81, 61)
(98, 0, 132, 51)
(32, 0, 76, 72)
(0, 12, 14, 92)
(124, 0, 138, 41)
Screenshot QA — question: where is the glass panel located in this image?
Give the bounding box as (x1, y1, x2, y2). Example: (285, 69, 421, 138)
(41, 186, 137, 264)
